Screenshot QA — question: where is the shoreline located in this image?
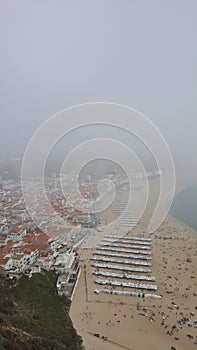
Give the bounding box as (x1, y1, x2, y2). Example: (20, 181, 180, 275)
(170, 212, 197, 233)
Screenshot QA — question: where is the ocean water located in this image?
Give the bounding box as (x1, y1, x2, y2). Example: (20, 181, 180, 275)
(170, 184, 197, 231)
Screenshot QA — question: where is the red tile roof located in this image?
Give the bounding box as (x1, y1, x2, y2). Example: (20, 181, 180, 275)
(0, 258, 9, 265)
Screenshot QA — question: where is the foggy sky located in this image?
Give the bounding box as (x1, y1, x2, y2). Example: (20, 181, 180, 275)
(0, 1, 197, 171)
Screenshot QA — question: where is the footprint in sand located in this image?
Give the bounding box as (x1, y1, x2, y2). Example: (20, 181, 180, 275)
(138, 329, 148, 333)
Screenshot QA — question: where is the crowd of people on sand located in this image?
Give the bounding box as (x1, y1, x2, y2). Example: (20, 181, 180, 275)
(75, 223, 197, 349)
(153, 231, 197, 347)
(79, 301, 197, 349)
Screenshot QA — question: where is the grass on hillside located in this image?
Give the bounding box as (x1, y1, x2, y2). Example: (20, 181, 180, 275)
(0, 271, 84, 350)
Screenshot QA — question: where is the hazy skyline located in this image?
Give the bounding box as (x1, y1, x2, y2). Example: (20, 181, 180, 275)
(1, 1, 197, 171)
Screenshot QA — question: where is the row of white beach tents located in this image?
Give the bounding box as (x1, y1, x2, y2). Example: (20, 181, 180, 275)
(92, 270, 156, 282)
(91, 262, 151, 273)
(113, 212, 137, 218)
(118, 223, 138, 227)
(94, 278, 157, 290)
(100, 242, 151, 250)
(93, 251, 151, 260)
(94, 288, 161, 299)
(97, 246, 151, 255)
(104, 235, 151, 242)
(90, 256, 152, 266)
(102, 238, 151, 246)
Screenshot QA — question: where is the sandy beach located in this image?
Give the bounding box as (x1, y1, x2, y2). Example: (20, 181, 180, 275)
(70, 179, 197, 350)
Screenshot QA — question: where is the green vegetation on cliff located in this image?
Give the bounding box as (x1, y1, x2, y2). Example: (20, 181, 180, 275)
(0, 271, 84, 350)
